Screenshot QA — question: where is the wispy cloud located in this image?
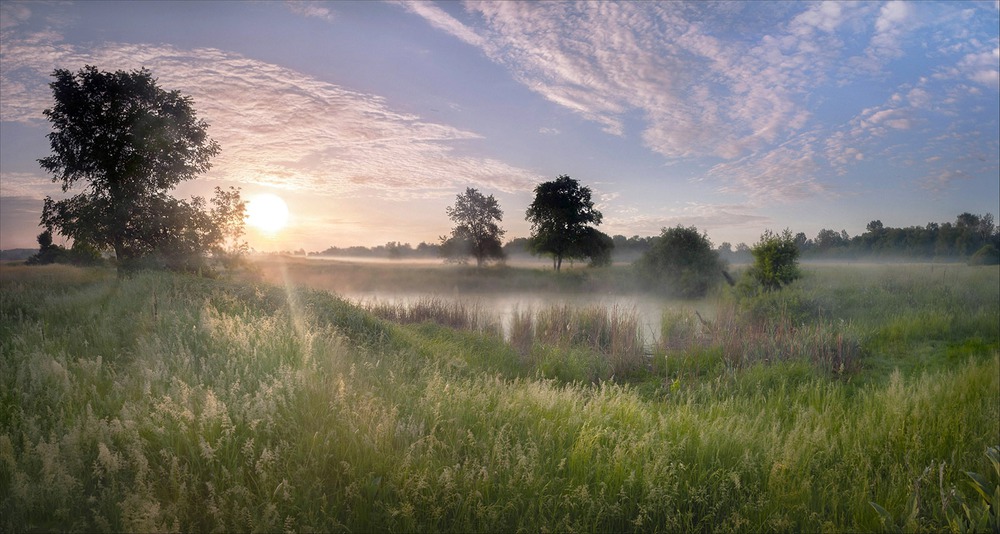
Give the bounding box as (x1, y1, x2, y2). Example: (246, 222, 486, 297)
(284, 1, 335, 22)
(0, 171, 57, 199)
(604, 202, 772, 240)
(0, 2, 31, 30)
(396, 1, 484, 48)
(707, 135, 830, 203)
(0, 28, 541, 199)
(403, 1, 998, 202)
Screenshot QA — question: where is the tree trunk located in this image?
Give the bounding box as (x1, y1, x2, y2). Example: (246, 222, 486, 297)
(113, 238, 128, 279)
(114, 250, 126, 278)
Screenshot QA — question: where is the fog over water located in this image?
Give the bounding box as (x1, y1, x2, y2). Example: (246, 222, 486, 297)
(255, 256, 719, 347)
(339, 290, 712, 346)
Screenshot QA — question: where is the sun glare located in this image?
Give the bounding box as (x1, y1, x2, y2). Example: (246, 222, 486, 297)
(246, 193, 289, 234)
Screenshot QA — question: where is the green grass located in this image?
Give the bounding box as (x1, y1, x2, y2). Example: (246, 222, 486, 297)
(1, 262, 997, 532)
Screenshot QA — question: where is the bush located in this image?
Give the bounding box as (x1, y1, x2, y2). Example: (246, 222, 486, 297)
(969, 244, 1000, 266)
(635, 225, 725, 298)
(747, 229, 801, 291)
(25, 230, 104, 267)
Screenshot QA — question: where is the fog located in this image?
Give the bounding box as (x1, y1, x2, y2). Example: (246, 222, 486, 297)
(248, 256, 715, 346)
(303, 255, 596, 270)
(339, 290, 713, 346)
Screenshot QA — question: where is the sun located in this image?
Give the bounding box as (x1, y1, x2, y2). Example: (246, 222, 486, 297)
(246, 193, 289, 234)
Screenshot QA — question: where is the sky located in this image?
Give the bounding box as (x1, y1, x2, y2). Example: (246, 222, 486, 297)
(1, 0, 998, 252)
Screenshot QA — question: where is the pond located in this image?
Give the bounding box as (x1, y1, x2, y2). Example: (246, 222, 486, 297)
(339, 289, 715, 347)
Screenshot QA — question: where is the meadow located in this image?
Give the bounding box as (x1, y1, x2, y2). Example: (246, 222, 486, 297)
(0, 259, 997, 532)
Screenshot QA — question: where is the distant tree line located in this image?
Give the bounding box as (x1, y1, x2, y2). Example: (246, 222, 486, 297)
(794, 213, 998, 260)
(308, 212, 998, 266)
(311, 241, 442, 259)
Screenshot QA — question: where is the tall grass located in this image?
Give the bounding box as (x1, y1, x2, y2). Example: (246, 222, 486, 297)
(660, 301, 864, 377)
(1, 263, 997, 532)
(660, 263, 999, 380)
(364, 297, 503, 338)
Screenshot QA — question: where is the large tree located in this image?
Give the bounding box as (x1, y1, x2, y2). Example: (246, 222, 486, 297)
(441, 187, 506, 267)
(525, 175, 605, 271)
(38, 66, 223, 274)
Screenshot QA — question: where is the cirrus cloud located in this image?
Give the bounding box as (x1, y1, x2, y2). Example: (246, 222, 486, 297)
(0, 26, 541, 199)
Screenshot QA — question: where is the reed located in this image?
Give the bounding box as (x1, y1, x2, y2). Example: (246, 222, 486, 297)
(364, 296, 503, 338)
(363, 298, 647, 378)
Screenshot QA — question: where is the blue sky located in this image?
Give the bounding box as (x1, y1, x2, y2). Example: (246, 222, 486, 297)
(1, 0, 997, 252)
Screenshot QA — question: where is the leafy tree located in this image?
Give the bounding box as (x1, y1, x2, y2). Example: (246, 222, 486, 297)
(207, 186, 248, 266)
(134, 188, 246, 272)
(441, 188, 506, 267)
(575, 227, 614, 268)
(635, 225, 724, 298)
(747, 229, 801, 291)
(525, 175, 605, 271)
(37, 66, 223, 275)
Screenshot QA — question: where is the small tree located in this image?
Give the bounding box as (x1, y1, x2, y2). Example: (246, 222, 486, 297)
(37, 66, 222, 275)
(525, 175, 605, 271)
(635, 225, 724, 298)
(441, 188, 506, 267)
(25, 230, 64, 265)
(748, 229, 801, 290)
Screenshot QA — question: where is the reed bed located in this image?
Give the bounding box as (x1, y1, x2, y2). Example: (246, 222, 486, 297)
(364, 297, 503, 339)
(362, 298, 646, 378)
(532, 303, 645, 376)
(661, 302, 864, 377)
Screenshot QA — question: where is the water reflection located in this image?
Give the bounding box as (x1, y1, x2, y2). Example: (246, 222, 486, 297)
(341, 290, 713, 346)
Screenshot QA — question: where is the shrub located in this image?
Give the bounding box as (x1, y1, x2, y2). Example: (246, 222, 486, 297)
(747, 229, 801, 291)
(969, 244, 1000, 266)
(635, 225, 725, 298)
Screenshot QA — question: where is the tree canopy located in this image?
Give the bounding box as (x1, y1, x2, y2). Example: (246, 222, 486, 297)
(635, 225, 724, 298)
(441, 188, 506, 267)
(37, 66, 239, 274)
(525, 175, 606, 271)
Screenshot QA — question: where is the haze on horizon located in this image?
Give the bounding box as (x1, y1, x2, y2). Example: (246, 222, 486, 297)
(1, 1, 997, 253)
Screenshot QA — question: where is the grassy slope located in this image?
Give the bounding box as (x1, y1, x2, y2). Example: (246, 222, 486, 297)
(1, 263, 997, 532)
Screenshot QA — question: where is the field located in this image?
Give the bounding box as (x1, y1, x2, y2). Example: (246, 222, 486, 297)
(1, 259, 997, 532)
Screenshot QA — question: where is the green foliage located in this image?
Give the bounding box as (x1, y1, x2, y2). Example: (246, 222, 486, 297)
(800, 212, 998, 259)
(579, 227, 614, 267)
(969, 244, 1000, 266)
(747, 229, 801, 291)
(872, 445, 999, 534)
(25, 229, 104, 266)
(1, 264, 997, 532)
(635, 225, 724, 298)
(442, 188, 506, 267)
(525, 175, 605, 271)
(36, 66, 237, 275)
